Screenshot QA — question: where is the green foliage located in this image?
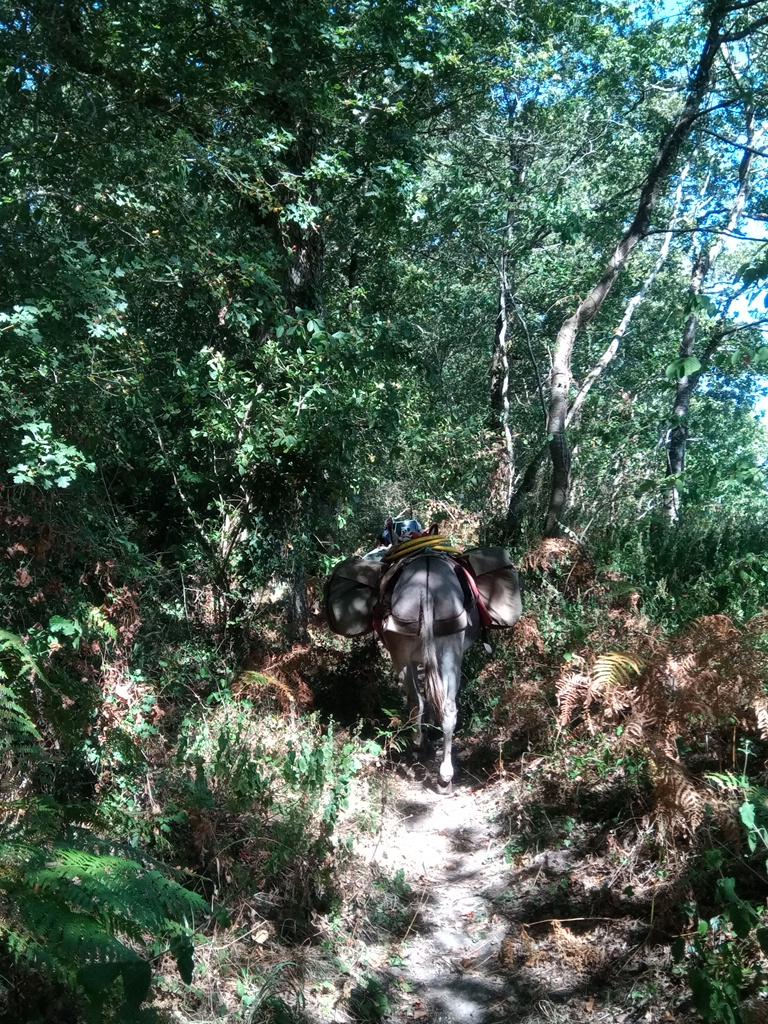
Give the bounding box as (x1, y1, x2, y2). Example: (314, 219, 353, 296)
(709, 772, 768, 870)
(178, 697, 361, 830)
(175, 696, 365, 919)
(0, 630, 206, 1020)
(2, 0, 767, 607)
(0, 826, 205, 1022)
(367, 869, 416, 938)
(562, 732, 649, 788)
(235, 964, 305, 1023)
(665, 356, 702, 382)
(0, 629, 46, 759)
(8, 421, 96, 490)
(673, 876, 768, 1024)
(2, 0, 768, 1018)
(349, 975, 392, 1024)
(672, 774, 768, 1023)
(282, 725, 361, 831)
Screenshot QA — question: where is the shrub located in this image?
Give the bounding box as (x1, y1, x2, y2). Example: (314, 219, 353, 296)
(174, 695, 368, 928)
(0, 630, 206, 1022)
(556, 613, 768, 834)
(673, 774, 768, 1024)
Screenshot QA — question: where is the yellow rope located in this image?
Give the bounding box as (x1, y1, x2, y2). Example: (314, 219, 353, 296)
(382, 534, 462, 563)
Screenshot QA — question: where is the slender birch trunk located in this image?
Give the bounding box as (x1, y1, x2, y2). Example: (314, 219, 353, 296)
(503, 193, 681, 543)
(541, 7, 727, 537)
(664, 114, 757, 523)
(566, 173, 686, 429)
(492, 255, 516, 509)
(288, 557, 309, 642)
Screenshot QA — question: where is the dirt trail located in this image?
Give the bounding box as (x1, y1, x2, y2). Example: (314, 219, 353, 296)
(319, 759, 687, 1024)
(367, 775, 516, 1024)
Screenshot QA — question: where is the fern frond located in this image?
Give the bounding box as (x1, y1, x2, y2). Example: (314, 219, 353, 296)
(556, 653, 643, 726)
(0, 829, 207, 1017)
(590, 652, 643, 692)
(235, 670, 296, 709)
(3, 893, 153, 1012)
(0, 683, 41, 743)
(754, 696, 768, 740)
(622, 709, 658, 746)
(11, 889, 142, 964)
(555, 613, 768, 838)
(24, 848, 206, 940)
(0, 630, 46, 687)
(0, 918, 68, 985)
(556, 672, 589, 726)
(0, 630, 51, 770)
(651, 757, 703, 833)
(706, 771, 748, 792)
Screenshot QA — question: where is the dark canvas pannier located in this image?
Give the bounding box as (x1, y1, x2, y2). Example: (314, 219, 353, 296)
(325, 556, 385, 637)
(462, 547, 522, 629)
(326, 546, 522, 637)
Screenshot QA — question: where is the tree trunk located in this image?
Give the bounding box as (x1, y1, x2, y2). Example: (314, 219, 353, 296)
(287, 220, 324, 312)
(282, 130, 323, 634)
(489, 232, 515, 511)
(664, 113, 756, 523)
(505, 444, 548, 543)
(663, 300, 703, 522)
(566, 173, 686, 429)
(287, 555, 309, 643)
(542, 7, 727, 537)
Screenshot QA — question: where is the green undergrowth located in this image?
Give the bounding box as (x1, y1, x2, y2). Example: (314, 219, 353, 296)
(0, 501, 766, 1023)
(0, 629, 207, 1024)
(0, 593, 389, 1022)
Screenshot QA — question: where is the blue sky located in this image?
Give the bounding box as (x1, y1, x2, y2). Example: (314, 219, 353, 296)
(731, 290, 768, 421)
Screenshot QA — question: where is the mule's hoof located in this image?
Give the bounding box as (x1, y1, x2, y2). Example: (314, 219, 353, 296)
(436, 779, 453, 795)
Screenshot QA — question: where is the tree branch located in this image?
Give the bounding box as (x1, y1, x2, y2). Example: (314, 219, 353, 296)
(663, 109, 758, 523)
(645, 226, 768, 242)
(698, 125, 768, 158)
(565, 172, 687, 429)
(720, 14, 768, 42)
(150, 418, 213, 558)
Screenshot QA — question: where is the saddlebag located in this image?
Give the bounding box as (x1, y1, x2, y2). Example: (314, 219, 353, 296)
(325, 556, 385, 637)
(461, 547, 522, 629)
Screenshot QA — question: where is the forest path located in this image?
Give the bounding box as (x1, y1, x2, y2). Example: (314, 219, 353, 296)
(361, 770, 515, 1024)
(324, 756, 683, 1024)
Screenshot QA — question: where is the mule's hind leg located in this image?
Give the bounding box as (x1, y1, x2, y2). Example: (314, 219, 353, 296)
(437, 642, 463, 789)
(404, 664, 425, 753)
(438, 695, 457, 787)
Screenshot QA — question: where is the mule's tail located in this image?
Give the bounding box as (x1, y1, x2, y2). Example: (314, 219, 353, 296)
(419, 586, 444, 722)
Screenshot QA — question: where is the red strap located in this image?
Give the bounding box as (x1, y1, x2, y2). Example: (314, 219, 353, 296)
(456, 564, 493, 628)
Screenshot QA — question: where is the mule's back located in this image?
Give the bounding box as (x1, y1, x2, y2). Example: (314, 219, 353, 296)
(386, 555, 469, 637)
